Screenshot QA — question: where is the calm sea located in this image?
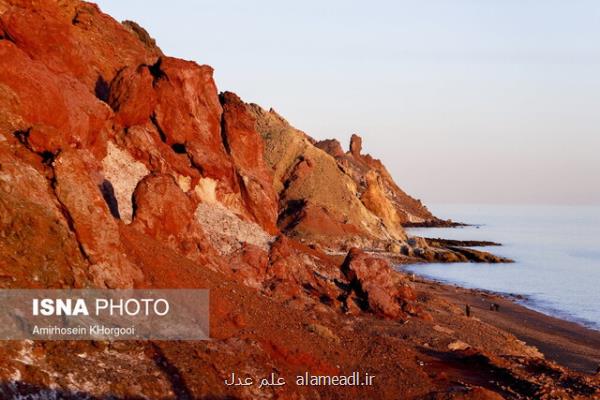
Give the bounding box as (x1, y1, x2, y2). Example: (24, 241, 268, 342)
(403, 204, 600, 331)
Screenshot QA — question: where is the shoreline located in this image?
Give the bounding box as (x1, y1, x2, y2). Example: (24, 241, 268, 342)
(407, 269, 600, 332)
(409, 274, 600, 373)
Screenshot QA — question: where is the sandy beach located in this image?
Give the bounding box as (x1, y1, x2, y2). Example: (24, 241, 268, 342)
(412, 276, 600, 374)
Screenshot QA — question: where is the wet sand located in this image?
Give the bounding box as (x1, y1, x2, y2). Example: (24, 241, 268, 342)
(415, 277, 600, 373)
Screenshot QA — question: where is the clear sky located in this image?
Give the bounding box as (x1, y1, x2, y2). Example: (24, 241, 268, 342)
(96, 0, 600, 205)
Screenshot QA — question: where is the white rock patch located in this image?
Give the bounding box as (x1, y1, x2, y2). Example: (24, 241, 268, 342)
(101, 141, 149, 224)
(176, 174, 192, 192)
(195, 202, 274, 255)
(194, 177, 218, 204)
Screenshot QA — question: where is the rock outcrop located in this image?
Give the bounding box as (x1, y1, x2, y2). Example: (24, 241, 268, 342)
(247, 105, 506, 262)
(220, 91, 279, 234)
(249, 105, 405, 250)
(340, 248, 420, 319)
(323, 133, 440, 225)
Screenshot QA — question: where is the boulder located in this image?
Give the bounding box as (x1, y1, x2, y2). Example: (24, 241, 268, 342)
(108, 65, 156, 127)
(315, 138, 345, 158)
(340, 248, 415, 319)
(130, 173, 221, 270)
(266, 236, 344, 306)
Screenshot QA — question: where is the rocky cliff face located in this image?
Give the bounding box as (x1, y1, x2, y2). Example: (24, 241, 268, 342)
(323, 133, 438, 225)
(0, 1, 596, 399)
(248, 105, 508, 262)
(248, 105, 404, 251)
(249, 105, 442, 248)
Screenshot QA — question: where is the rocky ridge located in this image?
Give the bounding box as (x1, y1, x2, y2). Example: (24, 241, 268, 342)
(249, 104, 509, 262)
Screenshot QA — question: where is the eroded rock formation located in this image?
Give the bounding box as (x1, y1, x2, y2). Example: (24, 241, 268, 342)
(0, 1, 596, 399)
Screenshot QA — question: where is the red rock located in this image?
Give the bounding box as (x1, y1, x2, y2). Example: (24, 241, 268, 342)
(113, 122, 202, 185)
(251, 104, 429, 249)
(0, 142, 88, 288)
(0, 40, 112, 157)
(340, 248, 415, 318)
(427, 387, 505, 400)
(219, 91, 278, 234)
(278, 200, 364, 247)
(360, 170, 406, 239)
(344, 134, 438, 224)
(130, 173, 222, 270)
(152, 57, 238, 194)
(1, 0, 158, 90)
(226, 243, 269, 288)
(53, 149, 142, 288)
(266, 236, 344, 305)
(121, 20, 162, 55)
(315, 139, 345, 158)
(0, 2, 569, 399)
(349, 133, 362, 157)
(1, 2, 88, 80)
(290, 158, 314, 181)
(108, 65, 156, 127)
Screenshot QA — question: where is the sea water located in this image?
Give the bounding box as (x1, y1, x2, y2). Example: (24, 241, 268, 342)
(402, 204, 600, 331)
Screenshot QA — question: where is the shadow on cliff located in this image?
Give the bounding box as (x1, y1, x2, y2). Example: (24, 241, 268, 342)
(0, 381, 240, 400)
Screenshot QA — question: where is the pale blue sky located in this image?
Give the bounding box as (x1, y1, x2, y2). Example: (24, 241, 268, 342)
(96, 0, 600, 205)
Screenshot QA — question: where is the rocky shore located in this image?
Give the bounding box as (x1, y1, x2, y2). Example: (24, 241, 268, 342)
(404, 220, 469, 228)
(407, 276, 600, 374)
(424, 238, 503, 247)
(0, 1, 598, 398)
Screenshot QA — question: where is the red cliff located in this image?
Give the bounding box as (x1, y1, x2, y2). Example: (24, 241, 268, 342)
(0, 1, 596, 399)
